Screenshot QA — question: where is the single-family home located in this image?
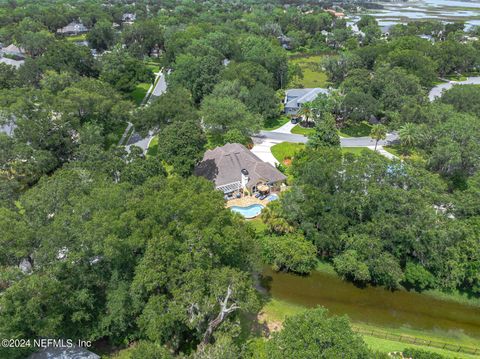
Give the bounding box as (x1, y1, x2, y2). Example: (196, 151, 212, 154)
(122, 13, 136, 24)
(57, 21, 89, 35)
(0, 56, 24, 68)
(1, 44, 26, 59)
(284, 88, 329, 115)
(325, 9, 345, 18)
(277, 34, 293, 50)
(195, 143, 287, 195)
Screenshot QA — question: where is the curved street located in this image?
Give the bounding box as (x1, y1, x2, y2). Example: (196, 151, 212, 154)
(251, 121, 399, 165)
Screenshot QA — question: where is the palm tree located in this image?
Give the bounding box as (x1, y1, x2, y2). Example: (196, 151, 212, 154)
(398, 123, 417, 148)
(298, 103, 314, 127)
(370, 124, 387, 151)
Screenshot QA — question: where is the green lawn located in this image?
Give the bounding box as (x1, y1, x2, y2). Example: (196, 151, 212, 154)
(363, 336, 479, 359)
(270, 142, 370, 163)
(339, 122, 372, 138)
(65, 34, 86, 42)
(261, 298, 480, 359)
(262, 116, 290, 131)
(131, 82, 151, 106)
(289, 55, 329, 88)
(249, 217, 268, 234)
(383, 145, 425, 163)
(146, 62, 161, 74)
(291, 124, 315, 135)
(146, 136, 158, 157)
(445, 74, 469, 82)
(271, 142, 305, 164)
(342, 147, 372, 156)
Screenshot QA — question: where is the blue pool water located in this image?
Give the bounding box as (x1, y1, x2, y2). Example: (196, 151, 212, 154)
(266, 194, 279, 202)
(230, 204, 264, 218)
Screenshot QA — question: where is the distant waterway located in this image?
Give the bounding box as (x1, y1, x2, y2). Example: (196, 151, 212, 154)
(261, 267, 480, 339)
(354, 0, 480, 31)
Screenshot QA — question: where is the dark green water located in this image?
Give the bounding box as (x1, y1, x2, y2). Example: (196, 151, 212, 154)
(261, 267, 480, 339)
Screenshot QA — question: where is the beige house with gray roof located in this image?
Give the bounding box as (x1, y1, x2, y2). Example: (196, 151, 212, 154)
(195, 143, 287, 194)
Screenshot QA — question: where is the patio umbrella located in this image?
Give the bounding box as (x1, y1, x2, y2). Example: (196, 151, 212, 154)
(257, 184, 269, 192)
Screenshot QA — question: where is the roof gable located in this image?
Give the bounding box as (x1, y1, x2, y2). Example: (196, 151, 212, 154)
(195, 143, 286, 189)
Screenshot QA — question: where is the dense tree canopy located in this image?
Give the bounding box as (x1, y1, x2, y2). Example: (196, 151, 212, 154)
(1, 0, 480, 357)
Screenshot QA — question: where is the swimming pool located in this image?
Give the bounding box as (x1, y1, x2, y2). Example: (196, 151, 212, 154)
(266, 194, 279, 201)
(230, 204, 264, 218)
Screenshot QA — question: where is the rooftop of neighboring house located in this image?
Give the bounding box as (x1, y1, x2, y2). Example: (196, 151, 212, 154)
(0, 56, 24, 68)
(2, 44, 25, 56)
(285, 88, 329, 109)
(57, 21, 89, 34)
(122, 13, 136, 22)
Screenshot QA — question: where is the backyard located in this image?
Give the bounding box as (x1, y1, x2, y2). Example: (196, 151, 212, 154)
(289, 54, 330, 88)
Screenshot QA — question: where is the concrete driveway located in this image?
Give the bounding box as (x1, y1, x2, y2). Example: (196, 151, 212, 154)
(251, 137, 283, 166)
(251, 123, 399, 162)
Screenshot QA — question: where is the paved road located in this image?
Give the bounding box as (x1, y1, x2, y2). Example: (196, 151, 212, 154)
(429, 76, 480, 101)
(254, 130, 398, 147)
(123, 70, 168, 152)
(150, 70, 168, 99)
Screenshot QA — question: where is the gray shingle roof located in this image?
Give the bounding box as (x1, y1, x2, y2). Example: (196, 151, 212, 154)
(1, 44, 25, 58)
(0, 57, 24, 68)
(195, 143, 287, 190)
(285, 88, 329, 109)
(57, 21, 88, 34)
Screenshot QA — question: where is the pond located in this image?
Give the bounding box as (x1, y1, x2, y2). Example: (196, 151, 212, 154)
(261, 267, 480, 339)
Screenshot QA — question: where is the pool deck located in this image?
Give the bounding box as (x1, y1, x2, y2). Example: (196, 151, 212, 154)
(225, 196, 266, 208)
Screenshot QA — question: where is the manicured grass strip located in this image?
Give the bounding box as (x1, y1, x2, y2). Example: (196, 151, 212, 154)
(131, 82, 151, 106)
(363, 336, 480, 359)
(341, 147, 372, 156)
(291, 124, 315, 135)
(262, 116, 290, 131)
(271, 142, 305, 164)
(249, 217, 268, 234)
(146, 63, 161, 73)
(383, 145, 425, 162)
(65, 34, 86, 42)
(261, 298, 480, 358)
(338, 122, 372, 137)
(147, 136, 158, 157)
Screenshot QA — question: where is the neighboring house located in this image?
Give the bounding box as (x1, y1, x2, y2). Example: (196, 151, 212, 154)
(0, 113, 17, 137)
(0, 56, 24, 68)
(277, 34, 293, 50)
(1, 44, 26, 59)
(57, 21, 89, 35)
(195, 143, 287, 194)
(325, 9, 345, 18)
(27, 346, 99, 359)
(122, 13, 136, 23)
(284, 88, 329, 115)
(418, 34, 435, 42)
(0, 122, 16, 136)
